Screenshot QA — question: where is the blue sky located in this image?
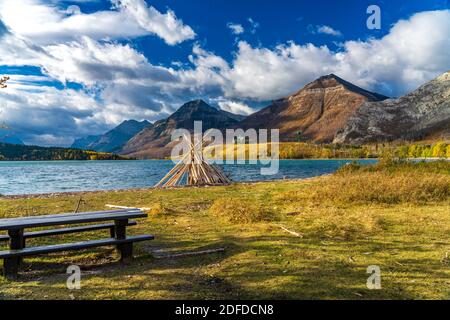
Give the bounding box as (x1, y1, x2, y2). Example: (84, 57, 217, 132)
(0, 0, 449, 146)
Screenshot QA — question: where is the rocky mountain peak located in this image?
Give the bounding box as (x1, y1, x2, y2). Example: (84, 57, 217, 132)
(177, 99, 211, 111)
(334, 71, 450, 143)
(296, 74, 388, 101)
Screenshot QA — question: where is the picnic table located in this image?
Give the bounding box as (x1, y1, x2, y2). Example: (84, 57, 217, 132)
(0, 209, 154, 278)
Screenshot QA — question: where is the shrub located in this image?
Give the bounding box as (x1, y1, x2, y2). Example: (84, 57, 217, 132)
(209, 197, 274, 223)
(326, 161, 450, 204)
(149, 202, 170, 215)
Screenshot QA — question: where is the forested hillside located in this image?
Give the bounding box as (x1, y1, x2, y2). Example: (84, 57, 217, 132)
(0, 143, 130, 161)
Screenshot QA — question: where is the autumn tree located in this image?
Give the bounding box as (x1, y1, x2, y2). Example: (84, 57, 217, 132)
(0, 76, 9, 88)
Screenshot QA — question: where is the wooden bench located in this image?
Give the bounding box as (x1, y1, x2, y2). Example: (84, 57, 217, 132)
(0, 209, 154, 278)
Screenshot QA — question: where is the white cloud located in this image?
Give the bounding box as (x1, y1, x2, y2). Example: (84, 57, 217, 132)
(112, 0, 196, 45)
(222, 41, 335, 100)
(227, 23, 244, 35)
(43, 36, 177, 85)
(217, 100, 254, 116)
(0, 79, 102, 145)
(0, 0, 195, 45)
(315, 25, 342, 36)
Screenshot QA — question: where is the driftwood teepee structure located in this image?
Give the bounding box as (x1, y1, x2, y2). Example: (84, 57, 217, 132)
(155, 134, 231, 188)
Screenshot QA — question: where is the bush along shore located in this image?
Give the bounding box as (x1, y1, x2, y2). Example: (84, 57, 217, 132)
(0, 159, 449, 299)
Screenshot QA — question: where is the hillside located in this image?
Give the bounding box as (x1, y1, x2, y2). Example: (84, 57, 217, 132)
(334, 71, 450, 143)
(71, 135, 101, 150)
(72, 120, 151, 153)
(239, 74, 388, 143)
(122, 100, 241, 158)
(0, 143, 129, 161)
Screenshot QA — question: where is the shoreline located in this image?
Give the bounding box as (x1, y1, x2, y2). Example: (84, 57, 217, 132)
(0, 175, 328, 200)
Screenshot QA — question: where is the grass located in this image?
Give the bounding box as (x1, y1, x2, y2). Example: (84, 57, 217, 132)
(0, 160, 449, 299)
(209, 198, 276, 223)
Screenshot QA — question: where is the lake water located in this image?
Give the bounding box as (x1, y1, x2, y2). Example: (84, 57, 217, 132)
(0, 159, 377, 195)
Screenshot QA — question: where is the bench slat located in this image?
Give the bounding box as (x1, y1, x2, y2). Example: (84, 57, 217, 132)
(0, 221, 138, 242)
(0, 235, 154, 258)
(0, 210, 147, 231)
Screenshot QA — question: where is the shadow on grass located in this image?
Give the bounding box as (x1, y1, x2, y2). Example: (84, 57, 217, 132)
(2, 231, 449, 299)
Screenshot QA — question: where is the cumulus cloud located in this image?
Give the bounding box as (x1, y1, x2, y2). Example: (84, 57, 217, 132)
(227, 23, 244, 35)
(112, 0, 196, 45)
(43, 37, 177, 85)
(0, 0, 195, 45)
(315, 25, 342, 36)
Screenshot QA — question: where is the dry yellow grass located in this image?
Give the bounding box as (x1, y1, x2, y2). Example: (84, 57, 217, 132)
(209, 197, 275, 223)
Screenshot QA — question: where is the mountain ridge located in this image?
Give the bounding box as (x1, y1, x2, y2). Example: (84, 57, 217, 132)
(238, 74, 388, 143)
(334, 71, 450, 143)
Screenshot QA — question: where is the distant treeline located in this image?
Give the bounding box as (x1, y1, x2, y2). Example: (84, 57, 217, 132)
(205, 141, 450, 160)
(0, 143, 130, 161)
(278, 141, 450, 159)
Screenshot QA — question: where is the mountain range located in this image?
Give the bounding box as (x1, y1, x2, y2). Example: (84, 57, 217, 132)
(121, 99, 242, 158)
(68, 71, 449, 159)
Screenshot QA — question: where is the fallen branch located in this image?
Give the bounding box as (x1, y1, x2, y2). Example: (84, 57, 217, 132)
(152, 248, 225, 259)
(106, 204, 151, 211)
(278, 225, 303, 238)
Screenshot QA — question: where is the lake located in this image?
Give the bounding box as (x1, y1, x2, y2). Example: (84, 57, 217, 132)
(0, 159, 377, 195)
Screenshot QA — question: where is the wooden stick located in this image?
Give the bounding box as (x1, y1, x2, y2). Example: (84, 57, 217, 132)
(278, 225, 303, 238)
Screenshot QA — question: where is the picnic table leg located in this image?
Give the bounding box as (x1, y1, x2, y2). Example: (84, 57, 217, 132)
(114, 219, 133, 261)
(3, 229, 24, 279)
(109, 226, 115, 238)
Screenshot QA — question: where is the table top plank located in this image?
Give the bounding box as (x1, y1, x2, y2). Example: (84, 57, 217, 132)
(0, 209, 141, 222)
(0, 209, 147, 231)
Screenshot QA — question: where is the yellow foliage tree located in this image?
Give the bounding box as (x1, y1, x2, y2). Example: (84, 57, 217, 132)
(0, 76, 9, 88)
